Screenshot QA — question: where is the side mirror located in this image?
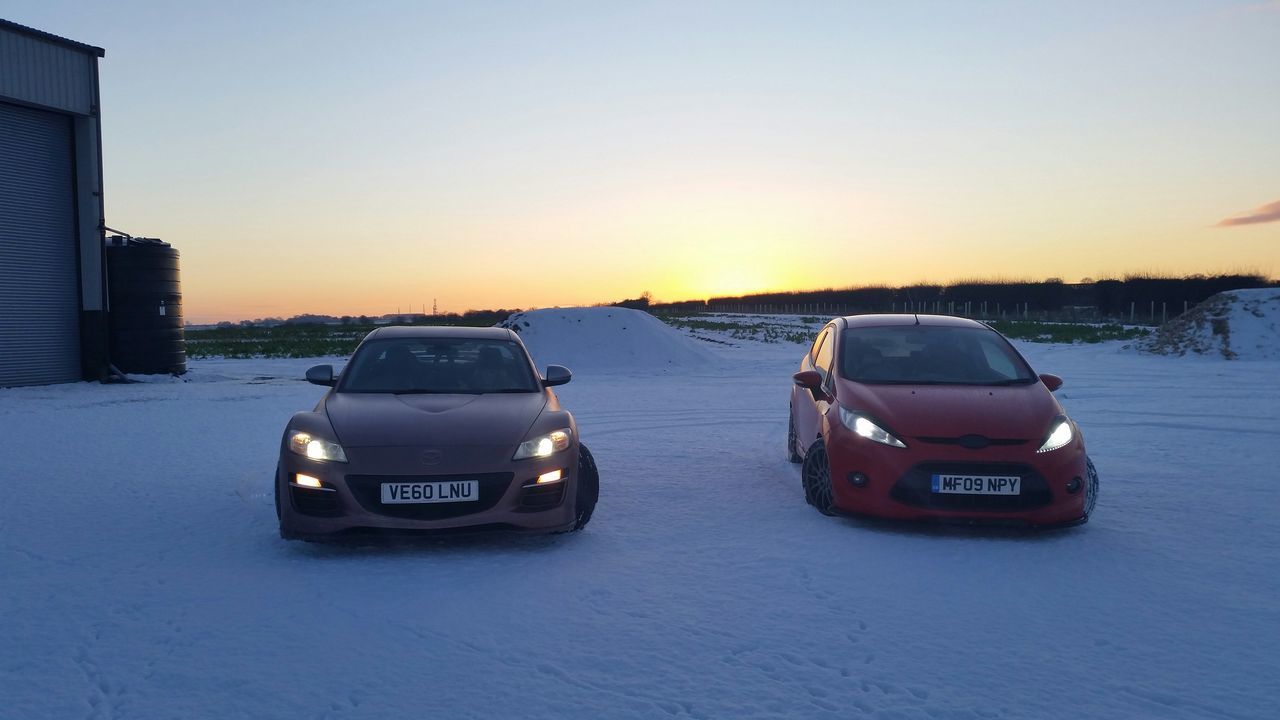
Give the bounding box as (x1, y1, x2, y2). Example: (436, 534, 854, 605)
(543, 365, 572, 387)
(793, 370, 823, 390)
(1039, 373, 1063, 392)
(306, 364, 335, 387)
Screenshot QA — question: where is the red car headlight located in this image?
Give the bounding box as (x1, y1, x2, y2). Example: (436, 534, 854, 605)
(837, 407, 907, 448)
(1036, 419, 1074, 453)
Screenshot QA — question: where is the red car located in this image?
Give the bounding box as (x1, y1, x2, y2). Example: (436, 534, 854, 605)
(788, 315, 1098, 527)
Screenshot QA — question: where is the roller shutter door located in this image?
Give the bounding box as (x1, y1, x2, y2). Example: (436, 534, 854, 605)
(0, 101, 81, 387)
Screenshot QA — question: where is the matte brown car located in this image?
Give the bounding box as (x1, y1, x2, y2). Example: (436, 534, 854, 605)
(275, 326, 599, 540)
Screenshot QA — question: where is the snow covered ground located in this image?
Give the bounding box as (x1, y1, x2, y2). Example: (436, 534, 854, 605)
(3, 312, 1278, 719)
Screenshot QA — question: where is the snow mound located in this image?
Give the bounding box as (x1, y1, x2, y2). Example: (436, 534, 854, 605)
(498, 307, 717, 373)
(1143, 288, 1280, 359)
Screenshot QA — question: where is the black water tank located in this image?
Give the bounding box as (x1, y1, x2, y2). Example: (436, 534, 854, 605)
(106, 236, 187, 375)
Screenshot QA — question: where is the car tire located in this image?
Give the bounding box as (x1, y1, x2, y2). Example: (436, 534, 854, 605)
(801, 439, 836, 516)
(275, 464, 306, 541)
(571, 444, 600, 531)
(1083, 456, 1099, 521)
(787, 407, 802, 464)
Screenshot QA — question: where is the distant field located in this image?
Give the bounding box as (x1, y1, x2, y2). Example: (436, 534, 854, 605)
(185, 318, 494, 359)
(985, 319, 1150, 344)
(659, 312, 1151, 345)
(186, 312, 1153, 359)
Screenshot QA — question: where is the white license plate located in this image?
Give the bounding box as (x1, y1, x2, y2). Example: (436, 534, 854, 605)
(380, 480, 479, 504)
(931, 474, 1021, 495)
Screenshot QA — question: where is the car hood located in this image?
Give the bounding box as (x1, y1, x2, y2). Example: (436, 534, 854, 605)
(323, 391, 548, 448)
(834, 379, 1061, 440)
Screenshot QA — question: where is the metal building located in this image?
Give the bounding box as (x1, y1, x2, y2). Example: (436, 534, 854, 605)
(0, 19, 108, 387)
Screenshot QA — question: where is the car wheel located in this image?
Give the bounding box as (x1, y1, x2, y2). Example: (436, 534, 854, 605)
(801, 439, 836, 516)
(787, 407, 802, 464)
(275, 464, 306, 541)
(571, 444, 600, 531)
(1083, 456, 1099, 520)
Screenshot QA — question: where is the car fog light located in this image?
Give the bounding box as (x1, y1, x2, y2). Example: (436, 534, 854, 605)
(848, 472, 869, 487)
(295, 473, 323, 489)
(536, 469, 564, 485)
(1066, 477, 1082, 494)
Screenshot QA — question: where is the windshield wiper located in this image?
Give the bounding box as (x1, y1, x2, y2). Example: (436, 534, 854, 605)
(982, 378, 1038, 386)
(483, 388, 538, 394)
(391, 388, 448, 394)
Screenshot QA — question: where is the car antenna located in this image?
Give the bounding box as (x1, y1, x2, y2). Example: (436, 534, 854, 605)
(914, 313, 920, 325)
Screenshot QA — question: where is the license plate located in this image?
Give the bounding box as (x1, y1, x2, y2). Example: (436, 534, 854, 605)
(930, 474, 1021, 495)
(380, 480, 479, 504)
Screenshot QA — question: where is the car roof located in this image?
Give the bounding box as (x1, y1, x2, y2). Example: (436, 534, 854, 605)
(838, 314, 990, 330)
(364, 325, 518, 341)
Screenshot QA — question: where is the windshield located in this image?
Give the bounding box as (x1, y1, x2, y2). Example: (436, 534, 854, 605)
(339, 337, 540, 394)
(840, 325, 1037, 385)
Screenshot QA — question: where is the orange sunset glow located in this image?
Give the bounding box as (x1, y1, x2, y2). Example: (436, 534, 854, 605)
(9, 1, 1275, 322)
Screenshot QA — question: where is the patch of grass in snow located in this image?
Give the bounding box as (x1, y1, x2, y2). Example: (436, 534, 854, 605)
(661, 315, 822, 344)
(661, 314, 1151, 345)
(987, 320, 1151, 344)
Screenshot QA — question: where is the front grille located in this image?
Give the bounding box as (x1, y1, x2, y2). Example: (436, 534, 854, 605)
(345, 473, 514, 520)
(290, 486, 343, 516)
(891, 462, 1052, 512)
(516, 482, 566, 512)
(916, 435, 1029, 450)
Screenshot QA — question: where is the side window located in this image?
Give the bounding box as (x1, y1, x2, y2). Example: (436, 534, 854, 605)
(809, 329, 828, 365)
(814, 327, 835, 378)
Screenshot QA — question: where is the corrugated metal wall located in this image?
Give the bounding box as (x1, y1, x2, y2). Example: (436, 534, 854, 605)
(0, 22, 106, 385)
(0, 101, 83, 386)
(0, 28, 96, 114)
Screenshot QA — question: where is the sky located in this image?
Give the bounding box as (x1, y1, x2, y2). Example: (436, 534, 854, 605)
(6, 0, 1279, 322)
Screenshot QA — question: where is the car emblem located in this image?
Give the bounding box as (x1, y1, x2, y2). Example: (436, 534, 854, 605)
(421, 449, 443, 465)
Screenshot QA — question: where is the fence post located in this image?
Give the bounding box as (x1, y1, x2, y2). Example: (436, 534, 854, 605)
(1162, 302, 1166, 324)
(1130, 302, 1134, 322)
(1150, 301, 1154, 322)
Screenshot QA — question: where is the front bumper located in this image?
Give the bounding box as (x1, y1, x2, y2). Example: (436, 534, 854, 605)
(278, 444, 579, 537)
(824, 424, 1088, 527)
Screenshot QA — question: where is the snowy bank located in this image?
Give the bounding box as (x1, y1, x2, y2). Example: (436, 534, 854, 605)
(499, 307, 718, 373)
(1143, 288, 1280, 359)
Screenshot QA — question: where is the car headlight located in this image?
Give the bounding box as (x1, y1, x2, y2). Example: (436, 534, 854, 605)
(513, 428, 572, 460)
(838, 407, 907, 448)
(1036, 418, 1074, 453)
(288, 430, 348, 463)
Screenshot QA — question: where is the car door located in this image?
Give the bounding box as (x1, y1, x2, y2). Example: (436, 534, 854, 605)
(793, 325, 834, 451)
(810, 325, 838, 437)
